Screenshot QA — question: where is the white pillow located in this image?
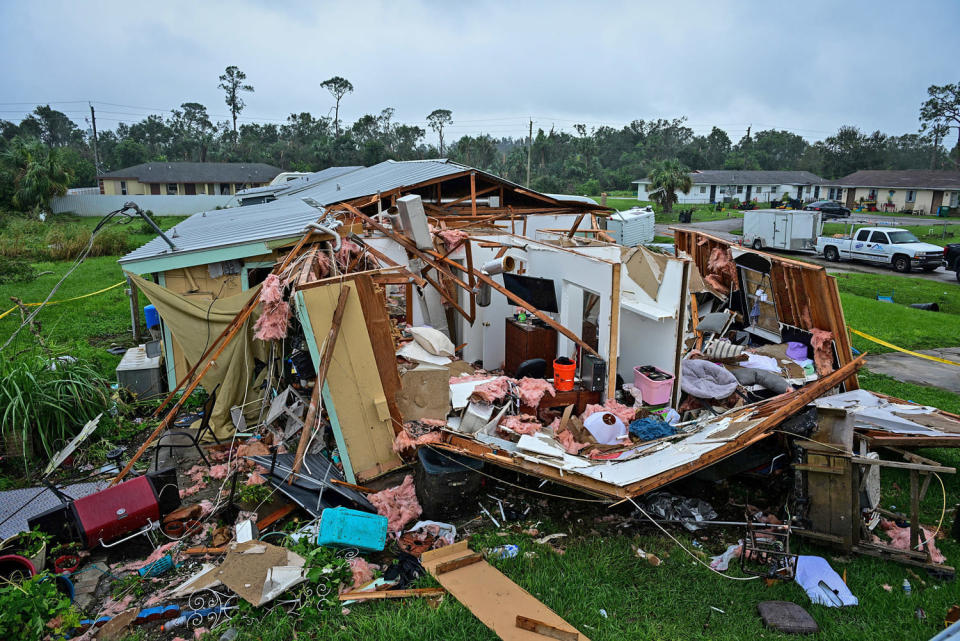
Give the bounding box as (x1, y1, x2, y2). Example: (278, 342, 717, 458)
(408, 326, 455, 357)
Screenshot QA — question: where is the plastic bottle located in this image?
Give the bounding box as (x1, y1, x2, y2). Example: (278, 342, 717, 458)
(902, 578, 912, 595)
(485, 544, 519, 559)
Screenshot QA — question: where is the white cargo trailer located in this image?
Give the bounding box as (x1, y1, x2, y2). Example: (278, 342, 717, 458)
(742, 209, 822, 251)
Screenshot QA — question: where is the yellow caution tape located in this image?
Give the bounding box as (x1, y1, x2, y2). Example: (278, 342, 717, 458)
(0, 281, 126, 321)
(848, 327, 960, 367)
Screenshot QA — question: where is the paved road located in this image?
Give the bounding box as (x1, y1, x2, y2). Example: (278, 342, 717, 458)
(657, 218, 960, 283)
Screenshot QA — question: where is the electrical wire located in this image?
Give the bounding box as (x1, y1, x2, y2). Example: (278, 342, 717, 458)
(423, 445, 612, 504)
(627, 498, 760, 581)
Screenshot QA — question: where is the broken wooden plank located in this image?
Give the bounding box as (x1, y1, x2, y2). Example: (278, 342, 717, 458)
(338, 588, 446, 601)
(516, 615, 579, 641)
(434, 552, 484, 575)
(422, 541, 590, 641)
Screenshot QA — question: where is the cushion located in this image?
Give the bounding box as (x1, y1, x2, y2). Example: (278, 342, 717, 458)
(680, 359, 739, 399)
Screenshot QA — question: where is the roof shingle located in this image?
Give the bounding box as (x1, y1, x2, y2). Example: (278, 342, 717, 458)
(100, 162, 283, 184)
(832, 170, 960, 190)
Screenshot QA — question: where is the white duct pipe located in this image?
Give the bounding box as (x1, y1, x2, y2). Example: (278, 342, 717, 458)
(302, 221, 342, 252)
(481, 256, 516, 275)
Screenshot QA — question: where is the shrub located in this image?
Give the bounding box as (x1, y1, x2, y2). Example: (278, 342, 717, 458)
(0, 218, 45, 259)
(44, 224, 91, 260)
(0, 353, 111, 468)
(0, 572, 80, 640)
(91, 227, 130, 256)
(0, 256, 37, 284)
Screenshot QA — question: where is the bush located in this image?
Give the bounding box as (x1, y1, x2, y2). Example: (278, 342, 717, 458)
(91, 227, 130, 256)
(0, 572, 80, 640)
(0, 256, 37, 284)
(44, 224, 91, 260)
(0, 353, 111, 467)
(0, 218, 45, 259)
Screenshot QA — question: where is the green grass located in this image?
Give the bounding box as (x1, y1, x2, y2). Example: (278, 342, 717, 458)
(0, 215, 186, 375)
(831, 272, 960, 354)
(821, 222, 960, 248)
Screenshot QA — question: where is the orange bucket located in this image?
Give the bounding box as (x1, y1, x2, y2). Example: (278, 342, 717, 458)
(553, 358, 576, 391)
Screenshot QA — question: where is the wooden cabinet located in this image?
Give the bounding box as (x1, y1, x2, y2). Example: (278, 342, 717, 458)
(504, 318, 557, 378)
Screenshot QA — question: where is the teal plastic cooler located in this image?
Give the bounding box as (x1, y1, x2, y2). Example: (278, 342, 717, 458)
(316, 507, 388, 551)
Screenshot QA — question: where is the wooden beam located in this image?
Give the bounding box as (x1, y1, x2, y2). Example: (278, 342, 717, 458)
(291, 286, 350, 478)
(434, 552, 484, 575)
(849, 456, 955, 473)
(470, 171, 478, 217)
(439, 183, 500, 209)
(338, 588, 446, 601)
(567, 212, 587, 238)
(516, 615, 579, 641)
(607, 263, 621, 399)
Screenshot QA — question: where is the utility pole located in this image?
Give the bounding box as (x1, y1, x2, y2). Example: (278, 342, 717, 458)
(526, 118, 532, 187)
(89, 102, 100, 174)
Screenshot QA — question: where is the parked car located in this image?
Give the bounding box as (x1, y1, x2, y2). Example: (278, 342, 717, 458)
(816, 226, 945, 272)
(944, 243, 960, 282)
(804, 200, 850, 219)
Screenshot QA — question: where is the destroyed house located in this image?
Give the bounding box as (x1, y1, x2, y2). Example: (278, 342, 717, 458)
(119, 159, 610, 393)
(118, 160, 959, 555)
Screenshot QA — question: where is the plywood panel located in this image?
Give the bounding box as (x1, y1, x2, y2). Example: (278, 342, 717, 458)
(422, 541, 591, 641)
(297, 284, 403, 481)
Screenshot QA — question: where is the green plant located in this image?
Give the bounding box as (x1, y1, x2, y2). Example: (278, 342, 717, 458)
(0, 256, 37, 284)
(0, 353, 110, 468)
(236, 483, 272, 505)
(645, 159, 693, 213)
(111, 573, 149, 599)
(0, 572, 80, 640)
(13, 529, 51, 557)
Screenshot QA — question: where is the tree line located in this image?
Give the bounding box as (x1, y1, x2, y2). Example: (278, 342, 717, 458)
(1, 66, 958, 214)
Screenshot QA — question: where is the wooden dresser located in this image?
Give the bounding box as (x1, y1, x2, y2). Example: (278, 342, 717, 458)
(504, 317, 557, 378)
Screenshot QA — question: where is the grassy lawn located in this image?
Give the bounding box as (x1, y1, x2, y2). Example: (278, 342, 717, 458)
(832, 271, 960, 354)
(0, 214, 186, 375)
(822, 221, 960, 248)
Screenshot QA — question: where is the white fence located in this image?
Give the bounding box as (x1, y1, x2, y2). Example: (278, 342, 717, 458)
(52, 194, 237, 217)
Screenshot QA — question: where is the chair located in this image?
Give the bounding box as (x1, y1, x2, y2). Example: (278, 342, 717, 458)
(515, 358, 547, 379)
(154, 384, 220, 469)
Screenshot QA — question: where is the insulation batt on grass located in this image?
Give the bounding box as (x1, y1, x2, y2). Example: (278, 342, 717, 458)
(370, 474, 422, 533)
(253, 273, 291, 341)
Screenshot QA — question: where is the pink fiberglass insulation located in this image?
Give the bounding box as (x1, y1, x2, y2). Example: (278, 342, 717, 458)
(705, 247, 737, 294)
(369, 474, 422, 533)
(245, 472, 267, 486)
(517, 377, 555, 408)
(499, 414, 543, 435)
(315, 251, 331, 279)
(208, 464, 230, 480)
(470, 377, 511, 403)
(347, 557, 381, 589)
(581, 399, 636, 426)
(876, 519, 946, 563)
(336, 239, 361, 270)
(114, 541, 179, 573)
(392, 429, 444, 455)
(437, 228, 469, 251)
(180, 479, 207, 498)
(253, 274, 291, 341)
(554, 425, 589, 455)
(810, 328, 835, 375)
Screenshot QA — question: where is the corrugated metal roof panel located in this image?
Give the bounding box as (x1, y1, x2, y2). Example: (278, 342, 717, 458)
(119, 160, 467, 266)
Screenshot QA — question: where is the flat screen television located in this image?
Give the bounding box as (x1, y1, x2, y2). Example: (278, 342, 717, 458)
(502, 274, 559, 313)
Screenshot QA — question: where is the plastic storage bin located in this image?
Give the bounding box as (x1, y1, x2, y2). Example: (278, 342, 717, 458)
(143, 304, 160, 330)
(317, 507, 388, 552)
(414, 447, 483, 520)
(633, 366, 675, 406)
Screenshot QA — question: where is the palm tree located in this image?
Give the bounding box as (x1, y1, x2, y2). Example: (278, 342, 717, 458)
(4, 137, 73, 216)
(646, 160, 692, 213)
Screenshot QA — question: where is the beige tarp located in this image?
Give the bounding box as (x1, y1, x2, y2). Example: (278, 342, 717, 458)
(128, 273, 269, 440)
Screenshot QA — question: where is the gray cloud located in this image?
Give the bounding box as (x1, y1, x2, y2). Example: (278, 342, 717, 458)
(1, 0, 957, 143)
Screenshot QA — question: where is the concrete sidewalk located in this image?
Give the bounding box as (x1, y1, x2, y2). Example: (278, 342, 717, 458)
(864, 347, 960, 394)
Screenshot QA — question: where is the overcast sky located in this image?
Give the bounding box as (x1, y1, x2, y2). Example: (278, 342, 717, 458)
(1, 0, 958, 145)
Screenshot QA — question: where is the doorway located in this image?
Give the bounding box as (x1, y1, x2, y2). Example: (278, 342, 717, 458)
(709, 185, 717, 203)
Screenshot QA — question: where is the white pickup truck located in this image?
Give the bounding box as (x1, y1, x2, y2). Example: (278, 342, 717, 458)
(816, 226, 945, 273)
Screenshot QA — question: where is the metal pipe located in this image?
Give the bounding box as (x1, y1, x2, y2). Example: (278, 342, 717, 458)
(123, 202, 177, 251)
